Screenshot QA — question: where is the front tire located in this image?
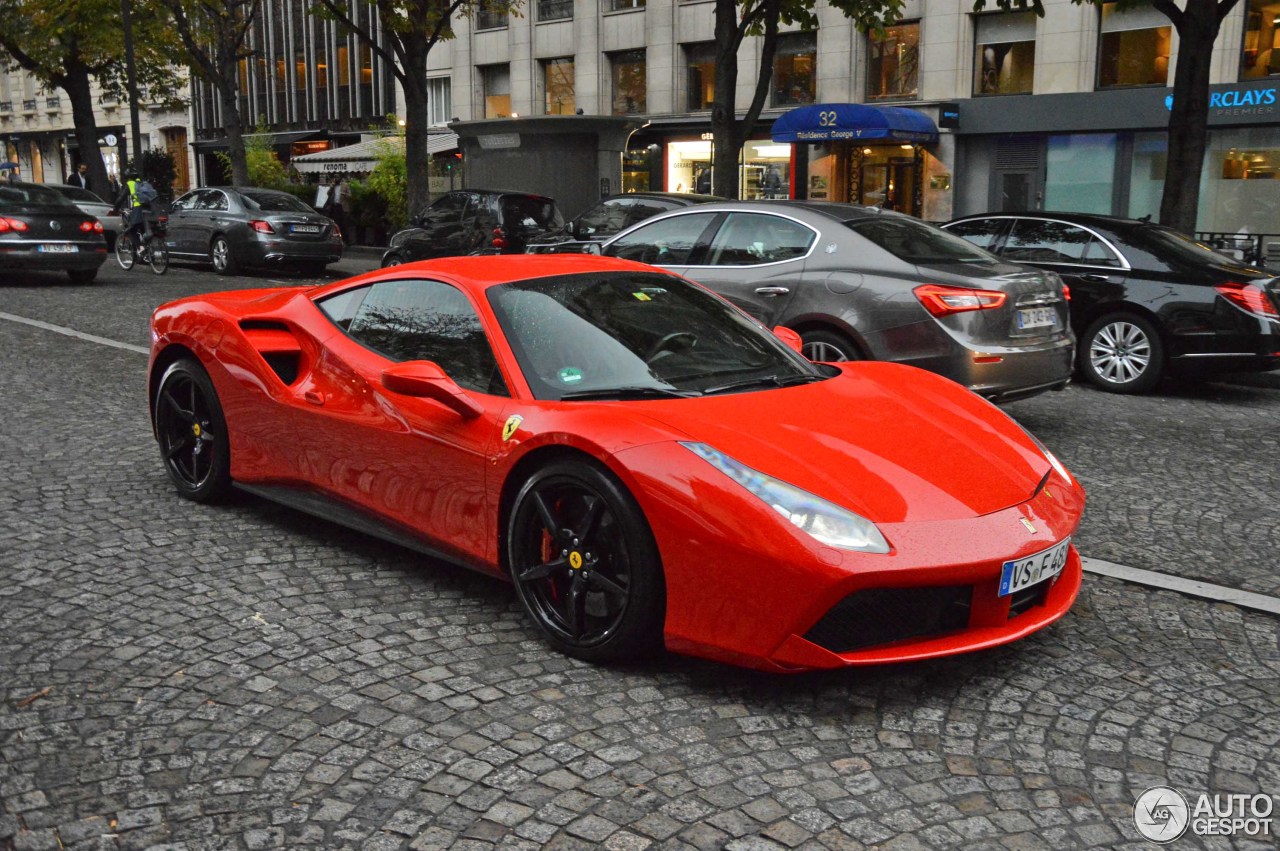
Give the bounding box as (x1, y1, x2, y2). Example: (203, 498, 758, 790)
(381, 251, 403, 268)
(801, 329, 861, 362)
(154, 358, 232, 502)
(1079, 312, 1164, 394)
(507, 460, 665, 663)
(210, 236, 239, 275)
(115, 233, 135, 270)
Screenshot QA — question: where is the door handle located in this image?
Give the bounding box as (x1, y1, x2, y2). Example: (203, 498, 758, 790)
(304, 390, 325, 406)
(755, 286, 791, 296)
(1079, 274, 1111, 283)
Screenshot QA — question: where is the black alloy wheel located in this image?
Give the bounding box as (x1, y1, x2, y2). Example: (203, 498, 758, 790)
(800, 329, 861, 362)
(154, 359, 232, 502)
(507, 460, 665, 662)
(1079, 312, 1165, 394)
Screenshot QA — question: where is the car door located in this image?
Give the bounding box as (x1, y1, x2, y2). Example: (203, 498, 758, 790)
(999, 217, 1129, 330)
(190, 189, 231, 256)
(299, 277, 509, 566)
(165, 190, 201, 254)
(682, 211, 817, 326)
(405, 192, 470, 260)
(602, 210, 721, 275)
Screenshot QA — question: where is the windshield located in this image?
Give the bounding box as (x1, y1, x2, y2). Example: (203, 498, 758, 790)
(845, 216, 995, 264)
(501, 195, 562, 230)
(0, 185, 76, 208)
(241, 190, 314, 213)
(487, 271, 822, 401)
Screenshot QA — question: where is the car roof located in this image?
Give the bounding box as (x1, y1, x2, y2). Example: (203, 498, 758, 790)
(614, 198, 916, 225)
(606, 192, 725, 204)
(443, 188, 558, 203)
(311, 254, 670, 300)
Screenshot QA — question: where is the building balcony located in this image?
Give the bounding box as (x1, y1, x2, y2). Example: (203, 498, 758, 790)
(45, 96, 60, 112)
(21, 98, 37, 113)
(0, 100, 12, 114)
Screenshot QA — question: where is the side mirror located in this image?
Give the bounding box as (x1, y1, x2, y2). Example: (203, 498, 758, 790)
(773, 326, 804, 354)
(381, 360, 483, 419)
(582, 242, 602, 255)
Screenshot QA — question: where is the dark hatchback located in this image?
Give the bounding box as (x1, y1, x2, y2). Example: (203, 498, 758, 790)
(525, 192, 723, 254)
(381, 189, 562, 267)
(0, 182, 107, 283)
(165, 187, 343, 275)
(943, 212, 1280, 393)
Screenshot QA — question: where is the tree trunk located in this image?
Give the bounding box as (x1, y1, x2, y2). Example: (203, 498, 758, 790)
(62, 63, 110, 200)
(403, 75, 432, 217)
(711, 0, 743, 199)
(217, 78, 250, 186)
(1159, 0, 1225, 234)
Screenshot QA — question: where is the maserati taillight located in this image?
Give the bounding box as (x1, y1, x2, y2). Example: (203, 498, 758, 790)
(1215, 281, 1279, 318)
(914, 284, 1007, 316)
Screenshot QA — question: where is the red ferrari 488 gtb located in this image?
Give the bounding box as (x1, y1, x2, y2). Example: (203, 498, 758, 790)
(149, 255, 1085, 672)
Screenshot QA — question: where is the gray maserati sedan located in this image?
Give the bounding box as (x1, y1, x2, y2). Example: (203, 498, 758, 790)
(599, 201, 1074, 402)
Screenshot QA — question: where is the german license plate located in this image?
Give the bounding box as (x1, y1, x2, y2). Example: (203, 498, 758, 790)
(1017, 307, 1056, 329)
(39, 243, 76, 253)
(999, 537, 1070, 597)
(291, 224, 321, 234)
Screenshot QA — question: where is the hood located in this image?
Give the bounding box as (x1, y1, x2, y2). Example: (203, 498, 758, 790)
(621, 363, 1049, 523)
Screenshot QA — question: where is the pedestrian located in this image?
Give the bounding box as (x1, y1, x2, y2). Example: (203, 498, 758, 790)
(107, 173, 121, 198)
(329, 175, 350, 245)
(66, 163, 88, 189)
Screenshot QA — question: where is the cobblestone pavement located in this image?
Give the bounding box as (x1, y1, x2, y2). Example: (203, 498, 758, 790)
(2, 268, 1279, 850)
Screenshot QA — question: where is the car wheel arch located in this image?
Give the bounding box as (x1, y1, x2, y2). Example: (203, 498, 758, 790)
(786, 320, 870, 360)
(148, 343, 202, 434)
(1078, 301, 1168, 350)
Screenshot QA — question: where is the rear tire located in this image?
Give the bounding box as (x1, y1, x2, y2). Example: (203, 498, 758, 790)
(153, 358, 232, 502)
(800, 329, 861, 362)
(381, 251, 403, 268)
(67, 268, 98, 284)
(211, 236, 238, 275)
(148, 241, 169, 275)
(1079, 312, 1164, 394)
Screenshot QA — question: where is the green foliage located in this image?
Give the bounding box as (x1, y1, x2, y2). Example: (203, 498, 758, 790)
(214, 123, 292, 188)
(364, 140, 408, 230)
(138, 148, 177, 198)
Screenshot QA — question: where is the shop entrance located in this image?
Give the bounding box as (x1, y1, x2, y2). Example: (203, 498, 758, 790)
(859, 158, 916, 212)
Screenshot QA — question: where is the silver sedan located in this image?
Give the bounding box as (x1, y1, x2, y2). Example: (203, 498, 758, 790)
(600, 201, 1074, 402)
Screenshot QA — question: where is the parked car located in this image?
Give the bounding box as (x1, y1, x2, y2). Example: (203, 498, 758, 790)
(942, 212, 1280, 393)
(164, 186, 343, 275)
(0, 181, 107, 283)
(525, 192, 723, 254)
(148, 254, 1085, 669)
(381, 189, 563, 267)
(50, 184, 123, 249)
(599, 201, 1074, 402)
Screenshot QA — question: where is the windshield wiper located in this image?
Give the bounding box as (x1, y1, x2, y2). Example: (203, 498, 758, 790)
(701, 373, 825, 395)
(558, 386, 696, 401)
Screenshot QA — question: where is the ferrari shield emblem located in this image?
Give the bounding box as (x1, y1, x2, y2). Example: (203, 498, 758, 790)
(502, 415, 523, 442)
(1019, 517, 1037, 534)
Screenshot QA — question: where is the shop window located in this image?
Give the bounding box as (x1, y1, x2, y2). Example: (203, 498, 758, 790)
(771, 32, 817, 107)
(1241, 0, 1280, 79)
(867, 22, 920, 101)
(428, 77, 452, 126)
(1098, 3, 1170, 88)
(742, 141, 793, 200)
(1201, 129, 1280, 235)
(611, 50, 646, 115)
(606, 0, 645, 9)
(684, 42, 716, 111)
(541, 58, 575, 115)
(537, 0, 572, 21)
(974, 13, 1035, 95)
(481, 64, 511, 118)
(1045, 134, 1116, 215)
(476, 2, 508, 30)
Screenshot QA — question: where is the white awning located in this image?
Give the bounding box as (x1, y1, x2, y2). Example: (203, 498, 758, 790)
(291, 132, 459, 174)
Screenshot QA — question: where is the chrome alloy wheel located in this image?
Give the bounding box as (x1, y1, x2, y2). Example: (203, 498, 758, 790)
(1089, 320, 1152, 384)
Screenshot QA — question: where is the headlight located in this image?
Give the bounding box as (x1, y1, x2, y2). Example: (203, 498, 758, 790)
(681, 442, 890, 553)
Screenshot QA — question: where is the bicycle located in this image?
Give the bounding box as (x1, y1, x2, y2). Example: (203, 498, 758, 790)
(115, 212, 170, 275)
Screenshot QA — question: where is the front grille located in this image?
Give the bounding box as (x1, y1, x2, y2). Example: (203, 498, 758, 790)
(1007, 576, 1052, 618)
(803, 585, 972, 654)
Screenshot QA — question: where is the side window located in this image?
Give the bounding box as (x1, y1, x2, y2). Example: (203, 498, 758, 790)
(945, 218, 1009, 251)
(170, 192, 198, 212)
(604, 212, 720, 266)
(705, 213, 814, 266)
(422, 193, 468, 226)
(626, 199, 679, 226)
(1081, 238, 1123, 267)
(198, 191, 228, 212)
(317, 286, 371, 331)
(345, 279, 507, 395)
(578, 199, 633, 236)
(1004, 220, 1095, 264)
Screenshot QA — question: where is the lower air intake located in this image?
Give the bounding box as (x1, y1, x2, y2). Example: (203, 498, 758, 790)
(803, 585, 972, 654)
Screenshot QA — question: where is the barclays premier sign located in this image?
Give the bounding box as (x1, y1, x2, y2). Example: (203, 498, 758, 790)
(1165, 86, 1277, 118)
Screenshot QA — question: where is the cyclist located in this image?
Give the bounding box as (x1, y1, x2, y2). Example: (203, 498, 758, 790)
(114, 168, 155, 258)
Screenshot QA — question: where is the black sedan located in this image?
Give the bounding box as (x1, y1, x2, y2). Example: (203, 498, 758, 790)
(0, 182, 107, 283)
(165, 187, 343, 275)
(525, 192, 723, 254)
(943, 212, 1280, 393)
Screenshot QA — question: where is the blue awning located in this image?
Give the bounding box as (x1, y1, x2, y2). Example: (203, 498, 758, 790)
(771, 104, 938, 144)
